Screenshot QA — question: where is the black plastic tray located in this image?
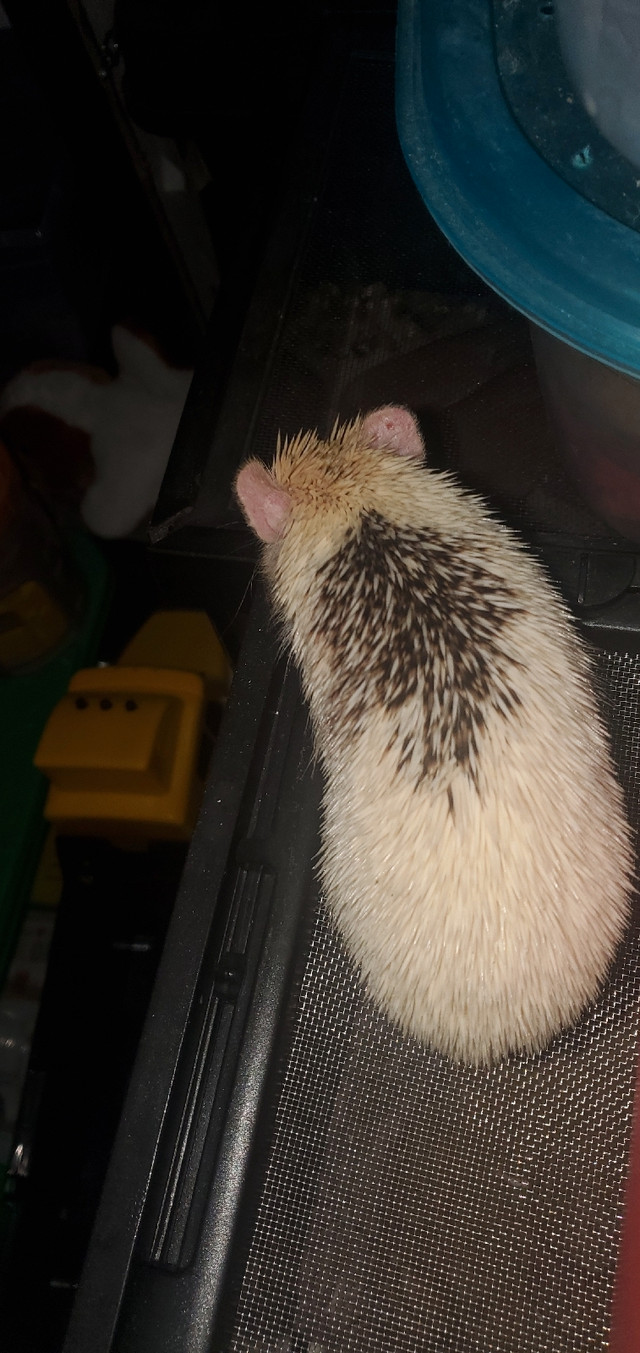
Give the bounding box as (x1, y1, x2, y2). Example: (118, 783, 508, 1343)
(64, 14, 640, 1353)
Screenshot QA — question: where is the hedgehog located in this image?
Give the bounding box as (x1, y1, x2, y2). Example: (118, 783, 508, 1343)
(234, 404, 634, 1064)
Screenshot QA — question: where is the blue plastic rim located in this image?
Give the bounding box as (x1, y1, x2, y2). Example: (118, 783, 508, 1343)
(395, 0, 640, 379)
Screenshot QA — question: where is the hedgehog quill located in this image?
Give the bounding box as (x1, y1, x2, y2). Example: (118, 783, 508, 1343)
(235, 405, 633, 1064)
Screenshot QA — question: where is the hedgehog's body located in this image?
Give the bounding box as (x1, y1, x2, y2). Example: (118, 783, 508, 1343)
(235, 406, 633, 1064)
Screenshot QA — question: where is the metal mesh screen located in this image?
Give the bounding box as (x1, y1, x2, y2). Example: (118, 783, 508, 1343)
(229, 650, 640, 1353)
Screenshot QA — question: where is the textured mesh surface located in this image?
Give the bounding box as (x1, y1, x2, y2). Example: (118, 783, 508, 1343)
(229, 650, 640, 1353)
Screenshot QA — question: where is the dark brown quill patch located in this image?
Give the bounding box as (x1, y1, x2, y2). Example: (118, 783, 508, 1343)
(314, 511, 522, 783)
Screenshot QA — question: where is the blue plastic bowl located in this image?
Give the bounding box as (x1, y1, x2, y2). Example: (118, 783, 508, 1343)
(395, 0, 640, 380)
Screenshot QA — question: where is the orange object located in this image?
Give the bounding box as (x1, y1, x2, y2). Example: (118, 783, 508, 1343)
(34, 666, 205, 840)
(0, 580, 71, 669)
(0, 440, 85, 671)
(118, 609, 232, 702)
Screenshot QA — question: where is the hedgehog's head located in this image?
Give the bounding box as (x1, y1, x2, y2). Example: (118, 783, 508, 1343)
(234, 405, 426, 558)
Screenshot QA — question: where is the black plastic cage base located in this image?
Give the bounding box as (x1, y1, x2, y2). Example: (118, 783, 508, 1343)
(65, 18, 640, 1353)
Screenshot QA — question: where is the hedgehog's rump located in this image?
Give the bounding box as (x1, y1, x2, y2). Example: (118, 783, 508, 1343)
(319, 675, 631, 1063)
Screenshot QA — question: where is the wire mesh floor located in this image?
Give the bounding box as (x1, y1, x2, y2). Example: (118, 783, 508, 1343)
(229, 651, 640, 1353)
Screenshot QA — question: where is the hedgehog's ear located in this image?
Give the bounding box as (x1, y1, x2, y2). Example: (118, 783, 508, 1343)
(362, 406, 425, 461)
(235, 460, 292, 543)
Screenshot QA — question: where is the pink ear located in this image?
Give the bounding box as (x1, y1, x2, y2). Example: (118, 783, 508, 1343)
(361, 405, 425, 461)
(235, 460, 292, 543)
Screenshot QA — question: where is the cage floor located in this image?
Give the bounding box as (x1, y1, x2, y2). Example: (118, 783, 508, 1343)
(229, 652, 640, 1353)
(213, 38, 640, 1353)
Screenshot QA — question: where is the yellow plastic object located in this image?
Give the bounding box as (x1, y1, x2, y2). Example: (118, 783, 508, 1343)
(118, 609, 232, 703)
(34, 666, 205, 840)
(0, 580, 70, 670)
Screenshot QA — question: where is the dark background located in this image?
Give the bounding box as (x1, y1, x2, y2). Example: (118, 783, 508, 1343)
(0, 4, 392, 1348)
